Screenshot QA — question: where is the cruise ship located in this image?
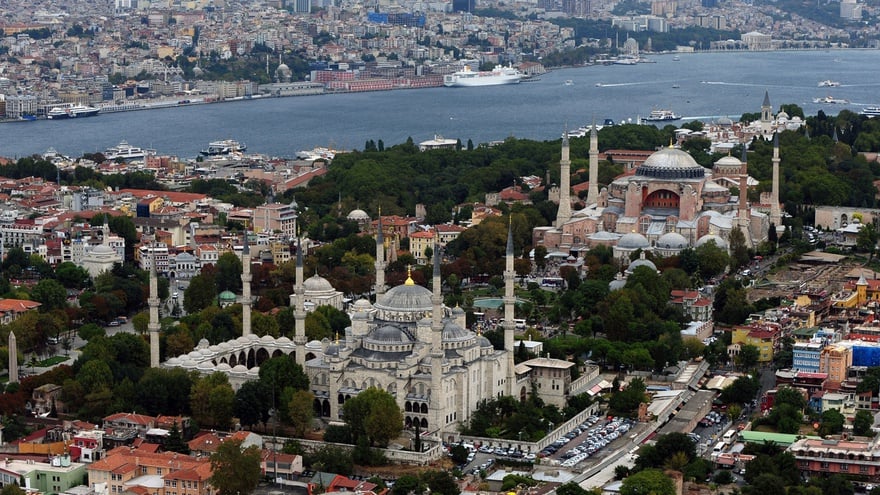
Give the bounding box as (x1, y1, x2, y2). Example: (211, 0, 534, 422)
(47, 103, 101, 120)
(104, 141, 152, 161)
(861, 106, 880, 118)
(643, 109, 681, 122)
(200, 139, 247, 156)
(444, 65, 523, 87)
(813, 96, 850, 105)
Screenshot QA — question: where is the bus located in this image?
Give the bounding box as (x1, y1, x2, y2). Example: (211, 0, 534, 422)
(723, 430, 737, 445)
(713, 442, 725, 455)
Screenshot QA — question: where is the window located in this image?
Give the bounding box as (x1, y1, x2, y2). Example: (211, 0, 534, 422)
(840, 464, 849, 472)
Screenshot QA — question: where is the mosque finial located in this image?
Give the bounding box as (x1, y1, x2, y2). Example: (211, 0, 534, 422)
(405, 265, 414, 285)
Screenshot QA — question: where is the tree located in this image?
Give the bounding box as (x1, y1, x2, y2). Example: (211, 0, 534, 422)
(258, 356, 309, 399)
(392, 475, 424, 495)
(184, 271, 217, 313)
(235, 380, 270, 429)
(736, 344, 760, 370)
(31, 279, 68, 311)
(209, 439, 262, 495)
(857, 222, 879, 261)
(216, 252, 243, 293)
(819, 408, 845, 436)
(1, 483, 25, 495)
(342, 387, 403, 447)
(190, 373, 235, 429)
(853, 409, 874, 437)
(287, 389, 315, 437)
(421, 470, 461, 495)
(620, 469, 675, 495)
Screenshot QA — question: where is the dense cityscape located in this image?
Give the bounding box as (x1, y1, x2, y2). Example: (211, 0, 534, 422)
(4, 0, 880, 495)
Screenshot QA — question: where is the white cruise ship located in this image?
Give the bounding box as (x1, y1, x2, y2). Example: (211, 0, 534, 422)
(444, 65, 523, 87)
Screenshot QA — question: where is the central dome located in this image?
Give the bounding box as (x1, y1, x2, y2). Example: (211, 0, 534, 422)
(304, 274, 334, 292)
(374, 280, 433, 313)
(636, 147, 705, 179)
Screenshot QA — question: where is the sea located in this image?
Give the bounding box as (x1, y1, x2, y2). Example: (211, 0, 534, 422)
(2, 49, 880, 160)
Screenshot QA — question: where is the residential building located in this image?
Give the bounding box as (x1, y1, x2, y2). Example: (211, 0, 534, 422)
(0, 299, 41, 324)
(789, 436, 880, 482)
(0, 456, 87, 495)
(820, 344, 852, 383)
(87, 447, 213, 495)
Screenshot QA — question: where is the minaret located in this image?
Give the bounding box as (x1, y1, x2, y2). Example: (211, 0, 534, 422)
(8, 331, 18, 384)
(430, 238, 444, 434)
(770, 132, 782, 230)
(587, 122, 600, 205)
(738, 145, 751, 246)
(374, 212, 386, 298)
(293, 237, 307, 365)
(240, 232, 252, 336)
(503, 222, 516, 395)
(103, 216, 110, 245)
(555, 133, 572, 227)
(148, 255, 161, 368)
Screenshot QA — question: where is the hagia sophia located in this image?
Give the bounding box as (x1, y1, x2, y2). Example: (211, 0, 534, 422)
(534, 91, 785, 261)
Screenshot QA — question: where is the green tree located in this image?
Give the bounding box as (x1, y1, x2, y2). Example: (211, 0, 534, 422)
(209, 439, 262, 495)
(216, 252, 243, 293)
(736, 344, 760, 370)
(184, 271, 217, 313)
(392, 475, 424, 495)
(287, 389, 315, 437)
(190, 372, 235, 429)
(853, 409, 874, 436)
(1, 483, 25, 495)
(31, 279, 68, 311)
(819, 408, 845, 436)
(858, 222, 879, 261)
(342, 387, 403, 447)
(620, 469, 675, 495)
(421, 470, 461, 495)
(258, 356, 309, 399)
(235, 380, 270, 429)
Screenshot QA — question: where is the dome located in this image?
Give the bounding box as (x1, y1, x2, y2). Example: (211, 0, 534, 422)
(218, 290, 237, 301)
(627, 257, 657, 273)
(714, 155, 742, 167)
(276, 336, 292, 345)
(609, 278, 627, 291)
(695, 234, 728, 249)
(442, 322, 472, 342)
(617, 232, 650, 250)
(477, 335, 493, 348)
(89, 244, 115, 256)
(352, 299, 373, 312)
(216, 363, 231, 371)
(260, 334, 275, 343)
(717, 116, 734, 126)
(777, 110, 790, 121)
(347, 209, 370, 221)
(325, 343, 340, 356)
(306, 340, 323, 349)
(657, 232, 688, 249)
(368, 325, 412, 344)
(304, 274, 334, 293)
(452, 305, 465, 316)
(374, 280, 433, 313)
(635, 147, 705, 179)
(589, 231, 621, 241)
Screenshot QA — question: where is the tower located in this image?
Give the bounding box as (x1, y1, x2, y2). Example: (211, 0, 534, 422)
(586, 122, 600, 205)
(102, 216, 110, 245)
(293, 237, 307, 365)
(148, 255, 161, 368)
(770, 132, 782, 231)
(8, 331, 18, 384)
(240, 232, 252, 336)
(555, 133, 572, 227)
(737, 146, 751, 247)
(430, 238, 444, 433)
(374, 212, 386, 298)
(760, 90, 773, 135)
(503, 221, 516, 395)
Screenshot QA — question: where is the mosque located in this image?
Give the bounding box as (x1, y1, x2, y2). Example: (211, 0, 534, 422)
(533, 94, 784, 261)
(156, 218, 585, 441)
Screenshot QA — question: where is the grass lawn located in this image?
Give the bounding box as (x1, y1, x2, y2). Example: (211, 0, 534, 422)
(36, 356, 68, 367)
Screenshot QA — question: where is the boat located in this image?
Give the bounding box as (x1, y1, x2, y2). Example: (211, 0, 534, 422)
(296, 147, 337, 161)
(672, 55, 681, 61)
(672, 84, 680, 89)
(17, 114, 36, 121)
(443, 65, 523, 87)
(861, 106, 880, 117)
(564, 80, 573, 86)
(813, 96, 850, 104)
(46, 103, 101, 120)
(818, 80, 841, 87)
(104, 141, 150, 161)
(643, 109, 681, 121)
(200, 139, 247, 156)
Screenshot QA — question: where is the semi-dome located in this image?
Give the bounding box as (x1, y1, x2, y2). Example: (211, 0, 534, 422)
(617, 232, 650, 250)
(657, 232, 688, 249)
(477, 335, 493, 348)
(368, 325, 412, 344)
(304, 274, 334, 292)
(374, 279, 433, 313)
(696, 234, 728, 249)
(636, 147, 705, 179)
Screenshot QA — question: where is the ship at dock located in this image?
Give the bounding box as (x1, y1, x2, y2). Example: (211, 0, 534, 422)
(46, 103, 101, 120)
(443, 65, 523, 87)
(200, 139, 247, 156)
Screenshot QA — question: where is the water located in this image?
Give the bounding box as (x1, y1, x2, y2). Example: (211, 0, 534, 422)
(2, 50, 879, 159)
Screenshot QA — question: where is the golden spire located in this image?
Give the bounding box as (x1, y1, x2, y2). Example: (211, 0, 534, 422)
(335, 332, 339, 344)
(669, 138, 674, 148)
(405, 265, 414, 285)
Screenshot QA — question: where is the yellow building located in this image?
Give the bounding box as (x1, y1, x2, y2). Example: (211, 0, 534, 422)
(731, 325, 778, 362)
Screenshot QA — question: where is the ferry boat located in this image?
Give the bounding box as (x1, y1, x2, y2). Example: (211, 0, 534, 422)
(564, 80, 574, 86)
(861, 106, 880, 117)
(643, 109, 681, 122)
(818, 80, 841, 87)
(200, 139, 247, 156)
(47, 103, 101, 120)
(296, 147, 337, 161)
(443, 65, 523, 87)
(104, 141, 151, 161)
(813, 96, 850, 104)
